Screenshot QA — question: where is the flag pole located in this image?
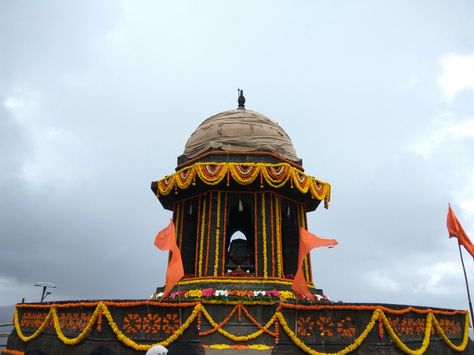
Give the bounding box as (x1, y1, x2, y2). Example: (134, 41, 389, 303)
(458, 241, 474, 324)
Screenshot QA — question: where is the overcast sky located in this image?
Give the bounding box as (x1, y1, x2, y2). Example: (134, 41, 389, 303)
(1, 1, 474, 313)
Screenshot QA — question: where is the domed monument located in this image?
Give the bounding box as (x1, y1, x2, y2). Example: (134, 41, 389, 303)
(151, 90, 331, 300)
(3, 91, 471, 354)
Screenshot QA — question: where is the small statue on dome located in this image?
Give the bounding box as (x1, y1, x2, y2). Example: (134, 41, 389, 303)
(237, 88, 245, 109)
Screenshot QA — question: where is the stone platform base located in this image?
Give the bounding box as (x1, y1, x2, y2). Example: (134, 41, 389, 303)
(3, 299, 471, 355)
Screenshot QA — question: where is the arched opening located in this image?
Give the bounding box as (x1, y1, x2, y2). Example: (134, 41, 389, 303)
(225, 196, 254, 275)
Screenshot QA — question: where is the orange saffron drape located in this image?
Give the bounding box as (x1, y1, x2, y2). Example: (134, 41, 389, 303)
(292, 227, 338, 300)
(447, 204, 474, 259)
(154, 219, 184, 298)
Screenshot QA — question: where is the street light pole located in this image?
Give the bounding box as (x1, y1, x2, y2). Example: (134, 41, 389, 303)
(34, 282, 56, 303)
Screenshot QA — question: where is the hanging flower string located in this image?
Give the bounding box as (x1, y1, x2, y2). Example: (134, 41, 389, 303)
(11, 301, 469, 354)
(156, 162, 331, 208)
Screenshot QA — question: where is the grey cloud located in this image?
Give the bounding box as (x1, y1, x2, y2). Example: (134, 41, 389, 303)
(0, 1, 473, 317)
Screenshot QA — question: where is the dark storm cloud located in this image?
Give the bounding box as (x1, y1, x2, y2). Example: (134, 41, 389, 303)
(0, 0, 473, 314)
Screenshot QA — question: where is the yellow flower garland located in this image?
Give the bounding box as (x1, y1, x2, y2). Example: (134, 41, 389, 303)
(12, 302, 470, 354)
(157, 162, 331, 206)
(175, 166, 195, 189)
(200, 305, 277, 342)
(262, 192, 268, 278)
(261, 165, 291, 188)
(52, 306, 100, 345)
(102, 303, 201, 349)
(14, 302, 201, 351)
(277, 309, 380, 355)
(213, 191, 221, 276)
(14, 307, 53, 342)
(195, 164, 229, 185)
(380, 311, 432, 355)
(229, 163, 261, 185)
(298, 204, 311, 282)
(432, 312, 470, 352)
(201, 299, 276, 305)
(198, 199, 206, 277)
(206, 343, 272, 350)
(275, 196, 283, 277)
(178, 277, 299, 286)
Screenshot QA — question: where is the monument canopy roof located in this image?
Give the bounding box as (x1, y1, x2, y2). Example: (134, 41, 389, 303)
(182, 109, 300, 163)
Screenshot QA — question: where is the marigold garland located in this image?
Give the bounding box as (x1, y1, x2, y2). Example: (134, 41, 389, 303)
(178, 277, 300, 286)
(199, 305, 239, 336)
(262, 192, 268, 278)
(201, 299, 276, 306)
(275, 196, 283, 277)
(240, 305, 277, 337)
(2, 350, 24, 355)
(14, 307, 52, 342)
(194, 195, 202, 275)
(298, 204, 311, 282)
(380, 311, 432, 355)
(15, 300, 198, 309)
(270, 193, 276, 277)
(97, 307, 103, 333)
(301, 204, 313, 283)
(198, 199, 206, 277)
(205, 343, 272, 350)
(12, 301, 469, 354)
(213, 191, 221, 276)
(102, 303, 201, 350)
(261, 164, 291, 188)
(279, 302, 467, 316)
(200, 306, 277, 342)
(221, 192, 228, 276)
(432, 313, 470, 352)
(254, 192, 259, 276)
(277, 309, 380, 355)
(195, 164, 228, 185)
(229, 163, 261, 185)
(156, 162, 331, 207)
(204, 191, 213, 276)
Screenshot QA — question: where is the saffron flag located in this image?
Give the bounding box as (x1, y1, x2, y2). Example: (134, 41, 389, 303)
(154, 219, 184, 298)
(447, 204, 474, 259)
(292, 227, 338, 301)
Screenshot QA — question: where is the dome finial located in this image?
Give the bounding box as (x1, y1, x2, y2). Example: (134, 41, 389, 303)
(237, 89, 245, 109)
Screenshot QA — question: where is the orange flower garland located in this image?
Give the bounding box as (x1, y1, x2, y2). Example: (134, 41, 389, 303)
(240, 305, 277, 336)
(204, 192, 213, 276)
(198, 199, 206, 277)
(262, 192, 268, 278)
(270, 193, 276, 277)
(229, 164, 261, 185)
(194, 195, 202, 276)
(156, 162, 331, 207)
(254, 193, 258, 275)
(11, 301, 469, 354)
(275, 196, 283, 277)
(2, 350, 24, 355)
(221, 192, 228, 276)
(199, 305, 239, 336)
(213, 191, 221, 276)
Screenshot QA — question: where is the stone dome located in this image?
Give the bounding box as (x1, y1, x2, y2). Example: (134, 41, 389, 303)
(182, 109, 300, 162)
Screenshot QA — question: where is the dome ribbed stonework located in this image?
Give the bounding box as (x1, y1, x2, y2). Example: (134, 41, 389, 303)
(182, 109, 300, 162)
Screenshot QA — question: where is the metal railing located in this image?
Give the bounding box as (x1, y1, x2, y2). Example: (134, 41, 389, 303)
(0, 322, 12, 349)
